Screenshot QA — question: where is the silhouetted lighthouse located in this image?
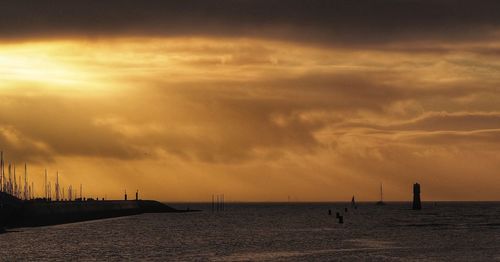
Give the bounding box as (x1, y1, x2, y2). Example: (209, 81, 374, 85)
(412, 183, 421, 210)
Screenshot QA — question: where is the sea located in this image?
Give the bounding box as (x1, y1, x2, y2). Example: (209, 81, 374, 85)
(0, 202, 499, 261)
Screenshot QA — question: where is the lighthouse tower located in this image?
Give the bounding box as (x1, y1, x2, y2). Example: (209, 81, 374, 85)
(412, 183, 422, 210)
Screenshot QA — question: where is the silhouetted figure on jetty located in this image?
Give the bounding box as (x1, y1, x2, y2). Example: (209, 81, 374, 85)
(412, 183, 422, 210)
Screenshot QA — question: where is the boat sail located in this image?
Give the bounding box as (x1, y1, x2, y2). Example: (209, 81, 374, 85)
(376, 183, 386, 205)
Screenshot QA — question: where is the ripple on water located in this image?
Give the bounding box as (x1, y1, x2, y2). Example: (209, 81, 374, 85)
(0, 202, 498, 261)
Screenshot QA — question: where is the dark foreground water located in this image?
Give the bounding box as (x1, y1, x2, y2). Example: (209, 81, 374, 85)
(0, 202, 499, 261)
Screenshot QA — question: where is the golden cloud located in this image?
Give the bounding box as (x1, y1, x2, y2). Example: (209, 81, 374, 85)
(0, 37, 499, 201)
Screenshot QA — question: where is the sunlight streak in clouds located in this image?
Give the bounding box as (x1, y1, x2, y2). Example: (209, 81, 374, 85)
(0, 36, 499, 201)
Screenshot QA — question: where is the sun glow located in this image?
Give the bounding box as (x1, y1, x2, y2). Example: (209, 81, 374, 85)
(0, 34, 498, 201)
(0, 37, 315, 95)
(0, 43, 85, 85)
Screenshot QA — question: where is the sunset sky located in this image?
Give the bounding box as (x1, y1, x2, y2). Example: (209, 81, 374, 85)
(0, 0, 499, 201)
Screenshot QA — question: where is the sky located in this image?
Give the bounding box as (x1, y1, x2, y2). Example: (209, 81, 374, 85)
(0, 0, 499, 201)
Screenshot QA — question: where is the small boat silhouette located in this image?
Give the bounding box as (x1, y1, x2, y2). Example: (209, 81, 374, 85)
(376, 183, 386, 205)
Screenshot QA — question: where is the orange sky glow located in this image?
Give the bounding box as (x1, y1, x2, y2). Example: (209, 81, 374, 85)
(0, 36, 499, 201)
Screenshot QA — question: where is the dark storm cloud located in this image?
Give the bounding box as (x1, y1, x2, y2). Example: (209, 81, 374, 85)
(1, 0, 500, 46)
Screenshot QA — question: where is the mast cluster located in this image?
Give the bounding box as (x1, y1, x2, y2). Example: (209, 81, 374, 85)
(0, 151, 83, 202)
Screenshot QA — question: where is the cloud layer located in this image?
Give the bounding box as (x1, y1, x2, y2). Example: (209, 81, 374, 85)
(1, 1, 499, 201)
(2, 0, 500, 47)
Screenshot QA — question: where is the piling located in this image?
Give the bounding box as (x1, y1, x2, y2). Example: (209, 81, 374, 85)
(211, 194, 214, 212)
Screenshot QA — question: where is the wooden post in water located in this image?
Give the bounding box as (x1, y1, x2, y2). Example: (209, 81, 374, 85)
(211, 194, 214, 212)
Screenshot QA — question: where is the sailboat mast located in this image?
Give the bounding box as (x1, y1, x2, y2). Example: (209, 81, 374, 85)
(13, 164, 17, 198)
(380, 183, 383, 202)
(56, 171, 59, 201)
(44, 169, 47, 200)
(0, 151, 3, 192)
(8, 163, 11, 195)
(24, 163, 27, 200)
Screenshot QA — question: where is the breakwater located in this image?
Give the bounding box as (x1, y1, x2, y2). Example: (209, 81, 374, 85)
(0, 192, 189, 228)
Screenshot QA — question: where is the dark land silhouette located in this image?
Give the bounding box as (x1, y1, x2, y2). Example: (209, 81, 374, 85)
(0, 152, 196, 230)
(0, 191, 194, 229)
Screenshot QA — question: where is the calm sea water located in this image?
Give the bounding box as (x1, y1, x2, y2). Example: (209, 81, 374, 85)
(0, 202, 499, 261)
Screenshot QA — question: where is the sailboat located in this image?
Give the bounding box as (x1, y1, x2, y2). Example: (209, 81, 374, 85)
(375, 183, 386, 205)
(351, 195, 357, 209)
